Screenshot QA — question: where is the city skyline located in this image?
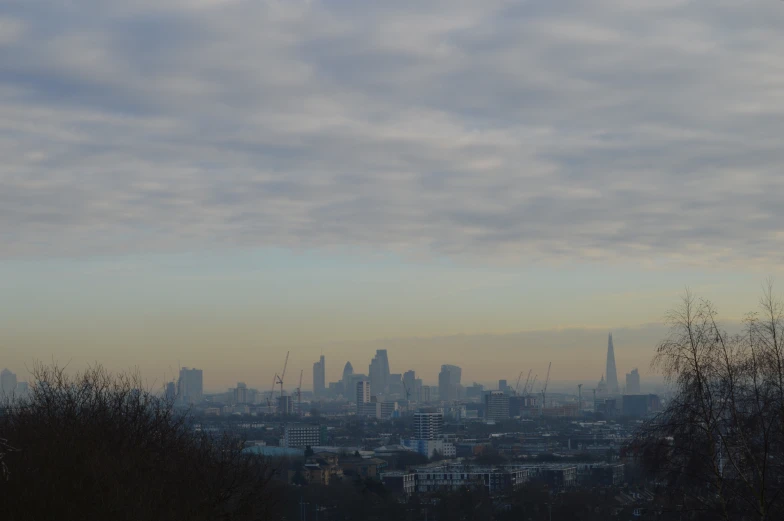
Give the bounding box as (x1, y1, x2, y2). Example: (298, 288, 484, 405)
(0, 323, 719, 393)
(3, 1, 784, 390)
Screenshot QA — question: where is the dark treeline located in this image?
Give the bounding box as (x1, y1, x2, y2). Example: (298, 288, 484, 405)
(4, 282, 784, 520)
(0, 363, 282, 521)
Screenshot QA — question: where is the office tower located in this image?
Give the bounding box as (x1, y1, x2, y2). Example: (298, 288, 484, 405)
(342, 361, 354, 381)
(164, 381, 176, 401)
(498, 380, 508, 392)
(378, 401, 399, 419)
(278, 395, 294, 415)
(484, 391, 510, 421)
(356, 380, 375, 416)
(405, 409, 455, 458)
(421, 385, 432, 403)
(626, 368, 641, 394)
(233, 382, 248, 404)
(414, 410, 444, 439)
(313, 355, 326, 398)
(438, 364, 462, 402)
(356, 380, 371, 404)
(402, 370, 417, 400)
(341, 361, 354, 396)
(369, 349, 391, 395)
(177, 367, 203, 404)
(1, 369, 18, 398)
(606, 333, 619, 394)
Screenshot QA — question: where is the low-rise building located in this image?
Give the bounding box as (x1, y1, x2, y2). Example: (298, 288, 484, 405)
(402, 438, 456, 459)
(282, 424, 325, 449)
(412, 464, 529, 494)
(380, 471, 416, 496)
(340, 457, 388, 478)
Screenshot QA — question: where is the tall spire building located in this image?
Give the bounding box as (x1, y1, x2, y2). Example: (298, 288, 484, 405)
(606, 333, 619, 394)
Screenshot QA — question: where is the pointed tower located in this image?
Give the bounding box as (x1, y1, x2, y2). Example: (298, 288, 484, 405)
(606, 333, 619, 394)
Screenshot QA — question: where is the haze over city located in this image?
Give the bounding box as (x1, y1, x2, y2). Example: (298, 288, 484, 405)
(2, 0, 784, 392)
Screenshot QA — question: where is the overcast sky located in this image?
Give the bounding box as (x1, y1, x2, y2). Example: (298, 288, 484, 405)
(2, 0, 783, 390)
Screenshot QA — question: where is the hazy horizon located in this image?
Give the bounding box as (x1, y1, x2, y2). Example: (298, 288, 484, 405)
(3, 1, 784, 391)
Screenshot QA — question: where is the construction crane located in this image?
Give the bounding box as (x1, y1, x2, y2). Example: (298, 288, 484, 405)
(297, 369, 304, 417)
(276, 351, 290, 399)
(528, 375, 537, 396)
(402, 379, 411, 402)
(540, 362, 551, 417)
(514, 371, 524, 395)
(522, 370, 532, 396)
(267, 372, 278, 411)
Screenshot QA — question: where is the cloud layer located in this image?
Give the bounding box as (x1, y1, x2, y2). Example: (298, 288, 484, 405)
(2, 0, 784, 264)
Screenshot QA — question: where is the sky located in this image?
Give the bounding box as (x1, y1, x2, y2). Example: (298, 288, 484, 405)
(2, 0, 784, 392)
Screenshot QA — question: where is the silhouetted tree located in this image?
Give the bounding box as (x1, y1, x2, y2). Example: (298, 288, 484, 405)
(0, 363, 281, 521)
(633, 282, 784, 521)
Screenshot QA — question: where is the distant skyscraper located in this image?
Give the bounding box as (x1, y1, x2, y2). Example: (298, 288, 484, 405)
(356, 380, 371, 405)
(484, 391, 510, 421)
(356, 380, 374, 416)
(438, 364, 462, 402)
(417, 378, 433, 403)
(341, 361, 354, 396)
(605, 333, 619, 394)
(1, 369, 18, 398)
(313, 355, 325, 397)
(177, 367, 203, 405)
(626, 368, 641, 395)
(498, 379, 508, 392)
(164, 381, 176, 401)
(402, 370, 416, 400)
(233, 382, 248, 404)
(369, 349, 391, 395)
(342, 361, 354, 381)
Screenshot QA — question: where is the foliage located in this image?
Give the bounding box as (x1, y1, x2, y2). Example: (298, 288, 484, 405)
(633, 282, 784, 521)
(0, 363, 281, 521)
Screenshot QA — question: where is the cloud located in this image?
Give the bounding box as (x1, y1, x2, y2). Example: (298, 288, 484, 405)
(2, 0, 784, 265)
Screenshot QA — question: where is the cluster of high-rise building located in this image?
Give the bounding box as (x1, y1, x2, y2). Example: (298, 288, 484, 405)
(593, 333, 660, 417)
(313, 350, 465, 412)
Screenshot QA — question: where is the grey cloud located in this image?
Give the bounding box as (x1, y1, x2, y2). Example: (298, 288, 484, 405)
(1, 0, 784, 264)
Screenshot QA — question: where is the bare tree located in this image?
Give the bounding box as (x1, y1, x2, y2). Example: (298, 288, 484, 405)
(0, 362, 282, 521)
(633, 284, 784, 520)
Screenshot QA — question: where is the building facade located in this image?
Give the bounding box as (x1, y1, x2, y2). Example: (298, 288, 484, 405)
(625, 368, 641, 395)
(414, 410, 444, 440)
(282, 424, 325, 449)
(484, 391, 510, 421)
(412, 464, 529, 494)
(368, 350, 391, 396)
(438, 364, 462, 402)
(177, 367, 203, 405)
(1, 369, 17, 398)
(313, 355, 325, 398)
